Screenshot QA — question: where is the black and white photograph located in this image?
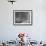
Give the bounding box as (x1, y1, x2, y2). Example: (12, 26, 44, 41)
(13, 10, 32, 25)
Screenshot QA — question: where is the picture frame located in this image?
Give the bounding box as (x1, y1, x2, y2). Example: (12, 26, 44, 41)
(13, 10, 33, 26)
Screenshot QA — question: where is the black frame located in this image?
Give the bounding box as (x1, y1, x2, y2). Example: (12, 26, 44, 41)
(13, 10, 33, 26)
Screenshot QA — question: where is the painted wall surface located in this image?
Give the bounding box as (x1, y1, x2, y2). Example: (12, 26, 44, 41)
(0, 0, 46, 42)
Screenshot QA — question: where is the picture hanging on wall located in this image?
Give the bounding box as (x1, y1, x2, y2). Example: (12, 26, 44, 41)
(13, 10, 33, 26)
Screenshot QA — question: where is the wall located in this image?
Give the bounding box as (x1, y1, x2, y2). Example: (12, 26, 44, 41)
(0, 0, 46, 42)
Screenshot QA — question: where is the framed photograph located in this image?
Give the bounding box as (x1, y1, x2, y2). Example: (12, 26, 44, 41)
(13, 10, 33, 26)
